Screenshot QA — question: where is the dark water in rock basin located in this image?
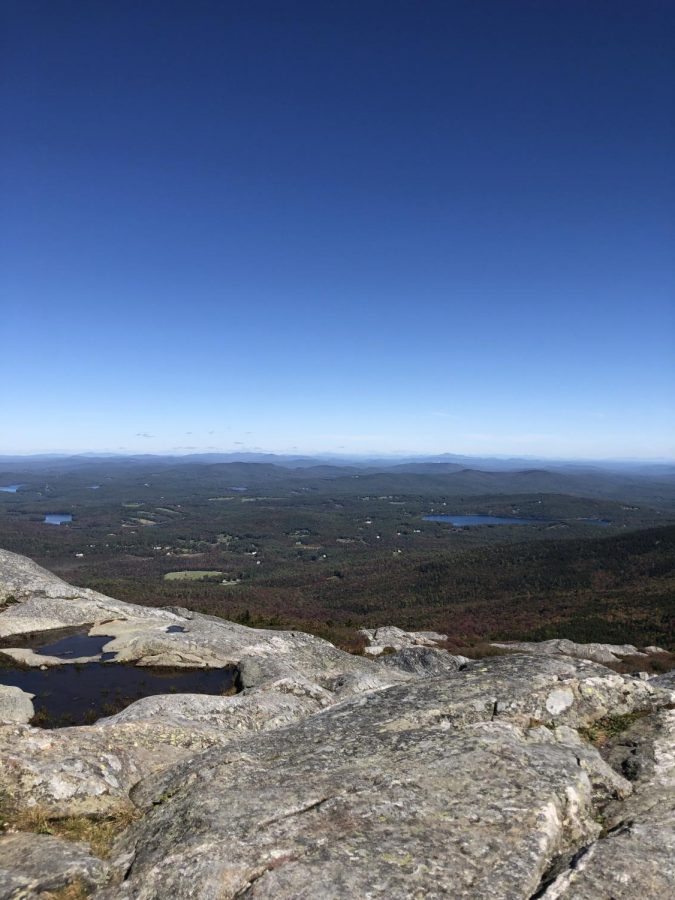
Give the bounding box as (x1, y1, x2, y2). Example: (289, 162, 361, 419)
(0, 661, 239, 727)
(0, 625, 238, 726)
(34, 631, 116, 660)
(0, 625, 113, 659)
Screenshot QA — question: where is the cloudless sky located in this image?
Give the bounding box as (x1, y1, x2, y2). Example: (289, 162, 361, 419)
(2, 0, 673, 458)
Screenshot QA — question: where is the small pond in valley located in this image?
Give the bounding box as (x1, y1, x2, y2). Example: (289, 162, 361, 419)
(423, 514, 553, 526)
(44, 513, 73, 525)
(0, 484, 24, 493)
(423, 515, 613, 527)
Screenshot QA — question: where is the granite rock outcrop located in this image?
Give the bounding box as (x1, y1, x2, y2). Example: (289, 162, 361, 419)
(0, 548, 672, 899)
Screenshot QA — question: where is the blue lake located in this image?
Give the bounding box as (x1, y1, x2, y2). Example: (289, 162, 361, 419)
(423, 515, 612, 527)
(0, 484, 23, 493)
(424, 514, 551, 526)
(44, 514, 73, 525)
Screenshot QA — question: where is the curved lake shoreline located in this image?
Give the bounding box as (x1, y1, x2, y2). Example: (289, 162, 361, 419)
(423, 514, 611, 526)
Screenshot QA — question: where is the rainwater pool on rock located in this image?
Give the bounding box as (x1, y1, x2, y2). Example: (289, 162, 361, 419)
(0, 626, 238, 726)
(0, 625, 114, 660)
(0, 660, 239, 727)
(423, 514, 552, 526)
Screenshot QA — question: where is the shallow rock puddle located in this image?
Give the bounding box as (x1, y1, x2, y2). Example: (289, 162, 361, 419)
(0, 625, 238, 726)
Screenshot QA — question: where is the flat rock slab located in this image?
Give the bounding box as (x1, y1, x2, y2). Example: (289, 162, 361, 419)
(0, 832, 110, 898)
(99, 654, 671, 900)
(0, 679, 336, 817)
(0, 724, 149, 818)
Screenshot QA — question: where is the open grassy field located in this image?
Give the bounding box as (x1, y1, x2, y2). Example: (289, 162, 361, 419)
(164, 570, 225, 581)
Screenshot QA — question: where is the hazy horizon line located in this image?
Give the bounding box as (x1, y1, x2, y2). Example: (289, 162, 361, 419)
(1, 449, 674, 465)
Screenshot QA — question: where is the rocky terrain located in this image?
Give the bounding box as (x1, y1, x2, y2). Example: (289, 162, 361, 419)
(0, 547, 672, 898)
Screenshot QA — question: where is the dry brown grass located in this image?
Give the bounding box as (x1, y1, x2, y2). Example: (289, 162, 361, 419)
(444, 641, 518, 659)
(39, 879, 90, 900)
(5, 803, 139, 859)
(605, 651, 675, 675)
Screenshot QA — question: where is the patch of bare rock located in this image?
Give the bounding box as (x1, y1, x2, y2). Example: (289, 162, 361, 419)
(359, 625, 456, 657)
(489, 638, 648, 665)
(0, 548, 672, 898)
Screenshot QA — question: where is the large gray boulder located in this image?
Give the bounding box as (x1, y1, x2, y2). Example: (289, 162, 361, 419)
(0, 549, 167, 634)
(360, 625, 448, 656)
(652, 669, 675, 690)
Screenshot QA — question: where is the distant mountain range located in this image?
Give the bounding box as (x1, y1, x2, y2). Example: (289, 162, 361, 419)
(1, 451, 674, 477)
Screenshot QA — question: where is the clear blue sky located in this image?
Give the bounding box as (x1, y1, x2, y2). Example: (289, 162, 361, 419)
(2, 0, 673, 459)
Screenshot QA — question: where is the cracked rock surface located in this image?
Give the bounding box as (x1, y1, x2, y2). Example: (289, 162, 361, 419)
(541, 708, 675, 898)
(102, 654, 671, 899)
(376, 645, 470, 676)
